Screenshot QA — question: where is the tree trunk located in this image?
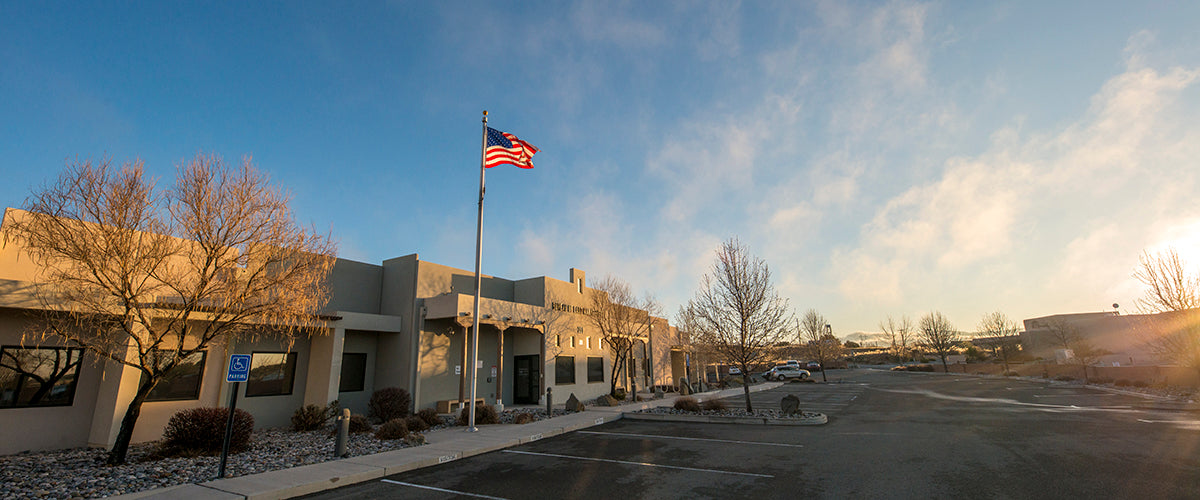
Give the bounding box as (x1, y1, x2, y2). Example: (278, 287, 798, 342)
(106, 377, 157, 465)
(742, 379, 752, 412)
(940, 355, 949, 374)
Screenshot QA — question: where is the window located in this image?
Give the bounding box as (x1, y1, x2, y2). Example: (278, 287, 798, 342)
(555, 356, 575, 385)
(245, 352, 297, 397)
(145, 351, 206, 402)
(339, 353, 367, 392)
(587, 357, 604, 383)
(1, 346, 83, 408)
(556, 334, 561, 347)
(571, 335, 576, 347)
(586, 337, 591, 349)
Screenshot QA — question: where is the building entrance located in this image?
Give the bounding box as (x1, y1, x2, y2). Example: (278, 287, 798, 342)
(513, 355, 540, 404)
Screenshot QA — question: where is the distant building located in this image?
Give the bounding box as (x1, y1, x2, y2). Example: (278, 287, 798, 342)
(1020, 310, 1187, 366)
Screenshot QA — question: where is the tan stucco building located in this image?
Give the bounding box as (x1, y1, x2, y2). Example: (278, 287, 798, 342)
(0, 208, 689, 454)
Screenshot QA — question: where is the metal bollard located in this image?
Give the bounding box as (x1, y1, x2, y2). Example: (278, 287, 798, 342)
(545, 387, 552, 416)
(334, 408, 350, 458)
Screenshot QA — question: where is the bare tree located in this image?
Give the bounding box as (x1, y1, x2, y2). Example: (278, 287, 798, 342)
(919, 311, 959, 373)
(1133, 248, 1200, 378)
(677, 238, 791, 411)
(4, 155, 336, 464)
(587, 276, 660, 398)
(978, 311, 1021, 373)
(798, 309, 836, 382)
(880, 315, 914, 364)
(1045, 318, 1104, 382)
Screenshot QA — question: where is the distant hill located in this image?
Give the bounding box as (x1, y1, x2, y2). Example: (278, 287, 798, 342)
(842, 331, 892, 347)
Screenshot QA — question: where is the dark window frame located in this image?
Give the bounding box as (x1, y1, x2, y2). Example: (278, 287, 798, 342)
(144, 350, 207, 402)
(586, 356, 604, 383)
(338, 352, 368, 393)
(245, 351, 298, 397)
(555, 355, 576, 385)
(0, 345, 84, 409)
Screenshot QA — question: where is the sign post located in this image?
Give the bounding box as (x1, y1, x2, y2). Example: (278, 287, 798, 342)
(218, 354, 251, 479)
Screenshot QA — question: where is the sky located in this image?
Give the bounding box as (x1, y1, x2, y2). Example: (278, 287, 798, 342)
(2, 1, 1199, 339)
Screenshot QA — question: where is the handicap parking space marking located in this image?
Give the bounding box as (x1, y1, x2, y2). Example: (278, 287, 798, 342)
(577, 430, 804, 448)
(381, 479, 509, 499)
(501, 450, 774, 478)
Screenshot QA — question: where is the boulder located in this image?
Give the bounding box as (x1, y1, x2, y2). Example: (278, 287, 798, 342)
(679, 381, 691, 395)
(594, 394, 619, 407)
(403, 432, 426, 446)
(565, 393, 585, 412)
(781, 394, 801, 416)
(654, 387, 665, 399)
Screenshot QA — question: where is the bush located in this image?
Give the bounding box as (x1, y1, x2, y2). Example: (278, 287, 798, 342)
(1132, 380, 1149, 388)
(375, 418, 409, 440)
(161, 407, 254, 455)
(611, 388, 627, 400)
(348, 414, 372, 434)
(369, 387, 412, 423)
(1054, 375, 1076, 382)
(417, 407, 442, 428)
(1003, 371, 1020, 377)
(791, 378, 816, 383)
(674, 396, 700, 412)
(513, 412, 535, 425)
(1115, 379, 1132, 387)
(405, 415, 430, 433)
(457, 403, 499, 425)
(291, 402, 337, 432)
(701, 398, 727, 411)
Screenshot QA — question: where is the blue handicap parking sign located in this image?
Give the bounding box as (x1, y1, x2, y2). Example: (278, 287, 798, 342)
(227, 354, 252, 382)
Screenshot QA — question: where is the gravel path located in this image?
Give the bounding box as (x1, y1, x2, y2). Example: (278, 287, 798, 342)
(0, 408, 565, 499)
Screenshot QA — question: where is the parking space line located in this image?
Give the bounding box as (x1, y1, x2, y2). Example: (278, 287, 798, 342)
(502, 450, 774, 478)
(577, 430, 804, 448)
(381, 479, 510, 499)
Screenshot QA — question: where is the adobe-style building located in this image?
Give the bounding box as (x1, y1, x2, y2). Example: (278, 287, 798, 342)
(0, 208, 689, 455)
(1021, 310, 1195, 366)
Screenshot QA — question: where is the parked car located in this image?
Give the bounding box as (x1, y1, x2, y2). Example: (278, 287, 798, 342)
(805, 361, 822, 372)
(763, 365, 810, 381)
(729, 366, 742, 375)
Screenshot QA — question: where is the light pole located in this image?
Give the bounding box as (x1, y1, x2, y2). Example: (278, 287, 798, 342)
(822, 323, 831, 382)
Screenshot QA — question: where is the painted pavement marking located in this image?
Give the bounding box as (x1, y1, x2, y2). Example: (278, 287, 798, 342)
(381, 479, 509, 499)
(501, 450, 774, 478)
(578, 430, 803, 448)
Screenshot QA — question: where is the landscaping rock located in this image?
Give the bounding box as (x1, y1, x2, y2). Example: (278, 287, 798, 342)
(565, 393, 585, 412)
(781, 394, 801, 415)
(594, 394, 619, 406)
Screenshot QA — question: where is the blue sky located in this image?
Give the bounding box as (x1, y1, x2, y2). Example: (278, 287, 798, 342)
(3, 1, 1199, 338)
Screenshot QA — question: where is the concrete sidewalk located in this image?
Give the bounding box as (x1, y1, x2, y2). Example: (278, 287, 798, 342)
(114, 383, 780, 500)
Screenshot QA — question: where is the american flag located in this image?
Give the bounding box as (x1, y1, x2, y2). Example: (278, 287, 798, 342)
(485, 127, 539, 169)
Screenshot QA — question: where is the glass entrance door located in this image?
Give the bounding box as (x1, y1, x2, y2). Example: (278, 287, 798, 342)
(513, 355, 540, 404)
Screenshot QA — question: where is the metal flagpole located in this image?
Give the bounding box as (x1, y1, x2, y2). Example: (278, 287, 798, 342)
(468, 110, 488, 432)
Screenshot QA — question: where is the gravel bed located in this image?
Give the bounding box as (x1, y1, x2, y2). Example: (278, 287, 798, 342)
(1, 408, 564, 499)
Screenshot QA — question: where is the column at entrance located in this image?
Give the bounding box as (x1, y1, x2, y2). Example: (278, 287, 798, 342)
(495, 324, 507, 410)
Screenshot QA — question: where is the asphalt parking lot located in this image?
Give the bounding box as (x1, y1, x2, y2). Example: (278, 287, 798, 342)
(301, 370, 1200, 499)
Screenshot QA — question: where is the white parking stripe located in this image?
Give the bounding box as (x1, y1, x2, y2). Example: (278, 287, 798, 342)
(502, 450, 774, 478)
(578, 430, 804, 448)
(381, 479, 510, 499)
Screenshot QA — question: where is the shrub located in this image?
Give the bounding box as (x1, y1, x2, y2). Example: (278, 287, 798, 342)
(1054, 375, 1076, 382)
(348, 414, 372, 434)
(291, 402, 337, 432)
(1115, 379, 1132, 387)
(513, 412, 535, 424)
(417, 407, 442, 428)
(674, 396, 700, 412)
(457, 403, 499, 425)
(701, 398, 727, 411)
(405, 415, 430, 433)
(375, 418, 409, 440)
(1003, 371, 1020, 377)
(161, 407, 254, 455)
(611, 388, 627, 400)
(1133, 380, 1149, 388)
(369, 387, 412, 423)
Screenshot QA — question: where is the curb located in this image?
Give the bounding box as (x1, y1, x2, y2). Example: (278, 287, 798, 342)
(621, 412, 828, 425)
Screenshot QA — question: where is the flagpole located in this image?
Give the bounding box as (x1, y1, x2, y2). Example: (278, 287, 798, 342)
(468, 110, 488, 432)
